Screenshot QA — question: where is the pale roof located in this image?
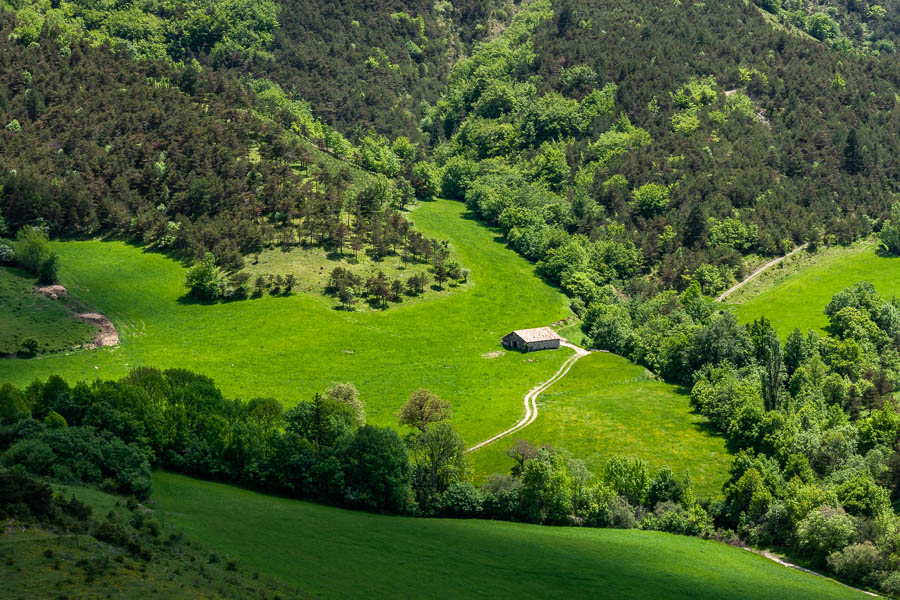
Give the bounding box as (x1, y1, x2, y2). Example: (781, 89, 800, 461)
(510, 327, 560, 343)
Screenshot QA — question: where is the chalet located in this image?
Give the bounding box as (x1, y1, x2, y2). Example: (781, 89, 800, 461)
(502, 327, 561, 352)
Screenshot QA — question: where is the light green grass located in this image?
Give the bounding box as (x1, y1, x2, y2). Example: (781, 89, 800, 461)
(0, 200, 570, 446)
(469, 352, 731, 497)
(152, 471, 867, 600)
(729, 241, 900, 337)
(244, 238, 466, 310)
(0, 265, 95, 355)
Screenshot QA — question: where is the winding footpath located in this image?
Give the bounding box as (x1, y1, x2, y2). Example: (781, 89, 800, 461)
(466, 341, 590, 453)
(716, 243, 808, 302)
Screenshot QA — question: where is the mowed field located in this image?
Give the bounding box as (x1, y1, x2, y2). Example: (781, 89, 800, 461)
(0, 200, 571, 445)
(469, 353, 731, 497)
(152, 472, 867, 600)
(730, 241, 900, 337)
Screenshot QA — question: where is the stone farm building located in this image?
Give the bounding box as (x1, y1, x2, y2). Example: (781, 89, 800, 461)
(502, 327, 561, 352)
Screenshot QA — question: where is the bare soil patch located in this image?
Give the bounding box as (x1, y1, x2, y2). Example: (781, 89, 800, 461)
(35, 284, 68, 300)
(75, 313, 119, 348)
(481, 350, 506, 359)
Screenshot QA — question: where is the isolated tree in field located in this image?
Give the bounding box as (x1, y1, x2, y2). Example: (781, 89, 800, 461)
(398, 389, 451, 433)
(325, 382, 365, 427)
(14, 226, 50, 274)
(184, 252, 227, 301)
(283, 273, 297, 293)
(506, 439, 540, 477)
(879, 202, 900, 254)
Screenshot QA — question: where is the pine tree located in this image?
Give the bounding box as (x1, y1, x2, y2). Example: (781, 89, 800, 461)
(843, 128, 864, 175)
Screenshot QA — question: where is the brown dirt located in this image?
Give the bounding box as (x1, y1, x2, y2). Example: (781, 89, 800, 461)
(35, 284, 68, 300)
(74, 313, 119, 348)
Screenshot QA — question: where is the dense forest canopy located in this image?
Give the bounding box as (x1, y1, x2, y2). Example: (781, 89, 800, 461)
(419, 0, 898, 303)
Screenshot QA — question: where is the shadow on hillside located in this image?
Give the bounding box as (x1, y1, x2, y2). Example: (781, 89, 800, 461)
(176, 294, 216, 306)
(678, 384, 740, 454)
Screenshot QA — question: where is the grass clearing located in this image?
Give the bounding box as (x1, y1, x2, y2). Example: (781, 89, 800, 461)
(0, 265, 95, 355)
(244, 239, 467, 309)
(728, 240, 900, 337)
(151, 471, 867, 600)
(468, 352, 731, 497)
(0, 200, 571, 446)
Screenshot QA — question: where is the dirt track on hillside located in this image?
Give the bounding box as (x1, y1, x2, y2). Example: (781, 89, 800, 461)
(466, 341, 590, 453)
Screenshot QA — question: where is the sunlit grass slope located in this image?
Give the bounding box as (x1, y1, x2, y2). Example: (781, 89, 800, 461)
(0, 200, 570, 444)
(469, 352, 731, 497)
(730, 242, 900, 337)
(152, 472, 866, 600)
(0, 265, 94, 355)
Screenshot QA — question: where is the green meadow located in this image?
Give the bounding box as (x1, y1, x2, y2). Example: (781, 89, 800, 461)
(0, 265, 95, 355)
(469, 352, 731, 497)
(152, 471, 867, 600)
(0, 200, 571, 445)
(730, 241, 900, 337)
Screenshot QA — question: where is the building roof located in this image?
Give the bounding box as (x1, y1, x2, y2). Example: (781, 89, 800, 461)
(510, 327, 560, 343)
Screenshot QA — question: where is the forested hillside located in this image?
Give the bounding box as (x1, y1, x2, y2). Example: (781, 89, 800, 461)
(250, 0, 517, 142)
(420, 0, 899, 303)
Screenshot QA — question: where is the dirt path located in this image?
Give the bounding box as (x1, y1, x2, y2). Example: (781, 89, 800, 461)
(716, 243, 808, 302)
(74, 312, 119, 348)
(466, 341, 590, 453)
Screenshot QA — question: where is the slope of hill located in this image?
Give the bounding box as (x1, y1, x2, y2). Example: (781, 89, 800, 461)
(152, 471, 869, 600)
(729, 240, 900, 336)
(0, 474, 299, 599)
(469, 352, 731, 497)
(421, 0, 898, 303)
(0, 200, 571, 446)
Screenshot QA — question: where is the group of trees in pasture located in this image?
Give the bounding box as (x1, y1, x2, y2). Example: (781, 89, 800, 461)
(324, 238, 467, 310)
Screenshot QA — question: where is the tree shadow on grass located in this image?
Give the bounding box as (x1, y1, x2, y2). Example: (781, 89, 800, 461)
(675, 385, 740, 454)
(176, 294, 216, 306)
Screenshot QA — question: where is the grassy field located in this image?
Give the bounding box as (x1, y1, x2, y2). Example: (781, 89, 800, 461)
(0, 482, 299, 599)
(244, 239, 467, 310)
(469, 352, 731, 497)
(729, 240, 900, 337)
(0, 265, 95, 355)
(152, 471, 867, 600)
(0, 200, 571, 446)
